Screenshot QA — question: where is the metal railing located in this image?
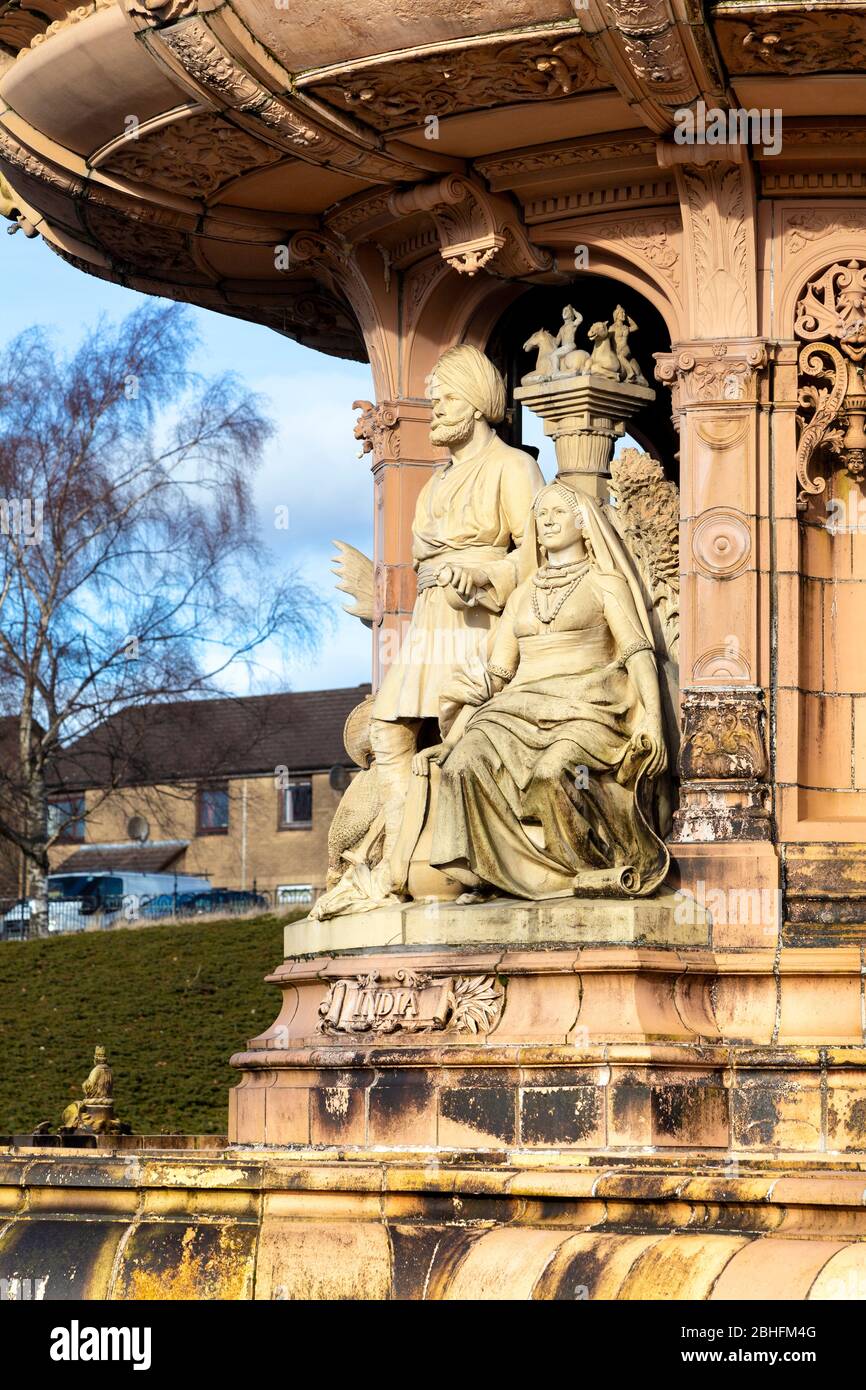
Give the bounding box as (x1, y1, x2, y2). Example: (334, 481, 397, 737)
(0, 885, 313, 938)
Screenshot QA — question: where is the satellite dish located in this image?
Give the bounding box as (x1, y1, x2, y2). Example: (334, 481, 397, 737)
(329, 765, 351, 793)
(127, 815, 150, 843)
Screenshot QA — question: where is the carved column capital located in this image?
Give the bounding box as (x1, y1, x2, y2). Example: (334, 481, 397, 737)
(673, 686, 772, 842)
(352, 400, 402, 470)
(655, 339, 768, 411)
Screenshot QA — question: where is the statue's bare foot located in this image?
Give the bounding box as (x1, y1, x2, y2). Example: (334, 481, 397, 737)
(455, 890, 486, 904)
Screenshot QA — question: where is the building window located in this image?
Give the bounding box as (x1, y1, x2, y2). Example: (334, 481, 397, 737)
(48, 795, 86, 844)
(278, 779, 312, 828)
(197, 782, 229, 835)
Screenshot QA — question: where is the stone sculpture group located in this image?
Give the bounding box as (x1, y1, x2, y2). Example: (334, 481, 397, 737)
(317, 315, 678, 920)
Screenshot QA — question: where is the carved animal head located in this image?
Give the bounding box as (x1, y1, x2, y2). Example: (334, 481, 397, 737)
(523, 329, 555, 353)
(587, 321, 610, 342)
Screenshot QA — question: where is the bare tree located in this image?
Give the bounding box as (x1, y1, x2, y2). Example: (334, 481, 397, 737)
(0, 301, 320, 934)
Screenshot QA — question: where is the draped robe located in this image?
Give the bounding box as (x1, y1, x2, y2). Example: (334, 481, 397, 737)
(430, 564, 670, 898)
(372, 435, 543, 722)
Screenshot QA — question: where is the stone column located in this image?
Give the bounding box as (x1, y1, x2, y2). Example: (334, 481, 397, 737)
(654, 144, 780, 943)
(654, 338, 778, 943)
(354, 398, 440, 688)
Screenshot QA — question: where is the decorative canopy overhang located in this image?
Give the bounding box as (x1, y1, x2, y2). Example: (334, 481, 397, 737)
(2, 0, 865, 361)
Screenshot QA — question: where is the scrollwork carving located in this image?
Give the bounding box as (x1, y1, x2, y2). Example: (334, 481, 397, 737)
(126, 0, 197, 23)
(794, 260, 866, 508)
(717, 11, 866, 76)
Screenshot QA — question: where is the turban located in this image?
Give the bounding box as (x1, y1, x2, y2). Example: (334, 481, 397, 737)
(430, 345, 506, 424)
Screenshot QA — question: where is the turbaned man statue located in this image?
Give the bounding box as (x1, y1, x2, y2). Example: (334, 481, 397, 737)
(370, 345, 544, 888)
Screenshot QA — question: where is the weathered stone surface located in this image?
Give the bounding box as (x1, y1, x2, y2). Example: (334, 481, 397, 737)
(3, 1148, 866, 1300)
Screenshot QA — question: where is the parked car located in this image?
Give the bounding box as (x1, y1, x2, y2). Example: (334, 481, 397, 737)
(1, 870, 212, 936)
(139, 887, 269, 921)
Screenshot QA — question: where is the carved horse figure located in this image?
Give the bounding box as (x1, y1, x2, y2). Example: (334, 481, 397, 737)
(586, 321, 623, 379)
(521, 329, 591, 383)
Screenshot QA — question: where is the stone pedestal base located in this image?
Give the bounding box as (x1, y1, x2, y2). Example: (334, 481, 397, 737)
(229, 891, 866, 1157)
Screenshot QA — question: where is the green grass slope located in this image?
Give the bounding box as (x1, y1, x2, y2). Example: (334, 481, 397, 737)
(0, 915, 295, 1135)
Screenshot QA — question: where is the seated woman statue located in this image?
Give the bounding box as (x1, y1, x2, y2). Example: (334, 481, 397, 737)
(411, 481, 670, 899)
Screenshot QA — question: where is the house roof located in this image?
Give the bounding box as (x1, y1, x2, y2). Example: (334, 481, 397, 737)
(51, 685, 372, 792)
(57, 841, 188, 874)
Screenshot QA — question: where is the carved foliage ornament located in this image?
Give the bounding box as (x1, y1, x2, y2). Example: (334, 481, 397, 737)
(794, 260, 866, 507)
(100, 114, 282, 199)
(681, 163, 751, 339)
(610, 447, 679, 663)
(317, 972, 504, 1036)
(127, 0, 196, 22)
(679, 688, 767, 783)
(307, 32, 604, 131)
(352, 399, 400, 464)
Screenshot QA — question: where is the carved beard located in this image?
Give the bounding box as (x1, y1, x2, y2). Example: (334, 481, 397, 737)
(429, 417, 475, 448)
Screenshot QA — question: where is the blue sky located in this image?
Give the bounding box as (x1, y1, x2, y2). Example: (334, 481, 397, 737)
(1, 228, 377, 693)
(1, 230, 563, 696)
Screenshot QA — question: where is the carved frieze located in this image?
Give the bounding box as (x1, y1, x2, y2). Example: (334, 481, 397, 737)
(155, 19, 419, 181)
(97, 113, 282, 200)
(82, 205, 201, 275)
(304, 30, 605, 132)
(715, 9, 866, 76)
(786, 211, 866, 258)
(794, 260, 866, 507)
(317, 972, 504, 1036)
(476, 137, 655, 184)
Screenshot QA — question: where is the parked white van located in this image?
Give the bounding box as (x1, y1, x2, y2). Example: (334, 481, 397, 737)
(2, 870, 211, 935)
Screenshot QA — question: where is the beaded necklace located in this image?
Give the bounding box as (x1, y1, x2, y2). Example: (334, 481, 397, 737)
(531, 559, 591, 626)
